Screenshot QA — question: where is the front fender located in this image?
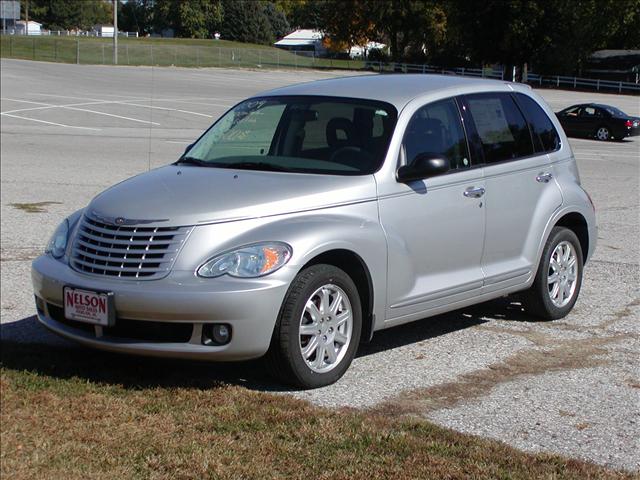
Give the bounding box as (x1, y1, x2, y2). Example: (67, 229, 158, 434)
(174, 202, 388, 329)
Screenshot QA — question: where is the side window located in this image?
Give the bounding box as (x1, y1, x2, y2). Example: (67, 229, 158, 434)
(514, 93, 561, 153)
(403, 98, 470, 171)
(564, 106, 580, 117)
(465, 93, 534, 164)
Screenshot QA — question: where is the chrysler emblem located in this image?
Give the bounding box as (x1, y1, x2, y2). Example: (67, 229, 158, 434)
(115, 217, 125, 225)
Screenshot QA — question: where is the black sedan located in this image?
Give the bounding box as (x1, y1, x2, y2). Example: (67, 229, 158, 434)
(556, 103, 640, 141)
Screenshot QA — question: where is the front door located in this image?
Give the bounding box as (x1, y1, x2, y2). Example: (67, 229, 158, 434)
(379, 98, 486, 324)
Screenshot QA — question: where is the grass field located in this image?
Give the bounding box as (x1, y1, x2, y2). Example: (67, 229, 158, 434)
(0, 35, 367, 70)
(1, 341, 633, 480)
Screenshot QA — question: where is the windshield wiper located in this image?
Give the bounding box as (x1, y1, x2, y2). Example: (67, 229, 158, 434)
(174, 156, 212, 167)
(216, 161, 291, 172)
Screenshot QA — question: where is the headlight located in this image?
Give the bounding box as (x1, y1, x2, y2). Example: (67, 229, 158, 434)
(198, 242, 292, 278)
(45, 218, 70, 259)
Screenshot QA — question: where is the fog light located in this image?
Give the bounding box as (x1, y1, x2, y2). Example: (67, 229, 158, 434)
(202, 323, 232, 346)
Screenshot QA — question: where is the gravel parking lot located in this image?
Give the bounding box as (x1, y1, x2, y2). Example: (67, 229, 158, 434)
(1, 59, 638, 472)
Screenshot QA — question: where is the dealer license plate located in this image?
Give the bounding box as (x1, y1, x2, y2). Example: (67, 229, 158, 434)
(63, 287, 114, 326)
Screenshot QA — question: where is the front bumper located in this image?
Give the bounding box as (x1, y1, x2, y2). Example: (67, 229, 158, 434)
(32, 254, 291, 361)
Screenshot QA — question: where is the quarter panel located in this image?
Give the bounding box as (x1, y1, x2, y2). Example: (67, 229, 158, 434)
(481, 155, 563, 286)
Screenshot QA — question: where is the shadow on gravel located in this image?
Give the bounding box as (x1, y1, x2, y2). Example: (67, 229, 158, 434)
(0, 298, 538, 392)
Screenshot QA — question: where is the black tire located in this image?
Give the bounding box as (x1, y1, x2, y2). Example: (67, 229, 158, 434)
(523, 227, 584, 320)
(266, 264, 362, 389)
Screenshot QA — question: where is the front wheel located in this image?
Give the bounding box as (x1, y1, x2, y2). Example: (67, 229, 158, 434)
(266, 264, 362, 389)
(595, 126, 611, 141)
(523, 227, 584, 320)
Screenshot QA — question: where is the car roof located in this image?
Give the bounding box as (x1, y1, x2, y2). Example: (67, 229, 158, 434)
(256, 74, 514, 110)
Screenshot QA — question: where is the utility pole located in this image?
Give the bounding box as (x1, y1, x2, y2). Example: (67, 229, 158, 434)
(113, 0, 118, 65)
(25, 0, 29, 36)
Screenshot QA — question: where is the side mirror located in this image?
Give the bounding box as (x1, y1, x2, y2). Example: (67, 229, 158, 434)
(396, 153, 449, 182)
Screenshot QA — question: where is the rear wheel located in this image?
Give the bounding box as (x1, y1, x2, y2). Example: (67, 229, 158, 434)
(524, 227, 584, 320)
(266, 264, 362, 389)
(595, 125, 611, 141)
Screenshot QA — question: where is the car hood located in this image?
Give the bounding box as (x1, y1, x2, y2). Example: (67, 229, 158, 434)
(87, 165, 378, 227)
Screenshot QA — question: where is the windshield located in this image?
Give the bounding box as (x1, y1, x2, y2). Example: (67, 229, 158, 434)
(181, 96, 397, 175)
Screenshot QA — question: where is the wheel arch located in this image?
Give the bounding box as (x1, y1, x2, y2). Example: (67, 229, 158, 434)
(553, 211, 589, 264)
(300, 249, 375, 343)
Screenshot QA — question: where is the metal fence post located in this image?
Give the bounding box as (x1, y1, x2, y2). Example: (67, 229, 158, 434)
(101, 44, 105, 64)
(9, 36, 12, 56)
(126, 44, 129, 65)
(196, 46, 199, 67)
(619, 81, 622, 94)
(32, 38, 36, 60)
(54, 39, 57, 61)
(596, 79, 600, 91)
(277, 49, 279, 69)
(574, 77, 576, 88)
(174, 46, 177, 65)
(218, 47, 221, 67)
(557, 76, 560, 87)
(76, 38, 80, 64)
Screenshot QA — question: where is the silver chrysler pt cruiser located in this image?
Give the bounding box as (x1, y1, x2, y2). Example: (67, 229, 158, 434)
(32, 75, 596, 388)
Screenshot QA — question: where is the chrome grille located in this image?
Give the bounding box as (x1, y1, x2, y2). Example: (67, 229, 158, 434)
(71, 215, 192, 279)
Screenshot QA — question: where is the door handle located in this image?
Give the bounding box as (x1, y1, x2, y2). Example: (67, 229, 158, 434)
(536, 172, 553, 183)
(463, 186, 485, 198)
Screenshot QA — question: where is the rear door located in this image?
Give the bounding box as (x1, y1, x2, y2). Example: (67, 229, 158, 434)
(460, 92, 563, 293)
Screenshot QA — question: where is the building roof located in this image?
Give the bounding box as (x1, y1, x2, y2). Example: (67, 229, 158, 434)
(274, 29, 323, 47)
(590, 49, 640, 59)
(256, 74, 513, 109)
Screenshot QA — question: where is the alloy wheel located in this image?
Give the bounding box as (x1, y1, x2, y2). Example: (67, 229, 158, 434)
(299, 284, 353, 373)
(596, 127, 610, 141)
(547, 241, 578, 308)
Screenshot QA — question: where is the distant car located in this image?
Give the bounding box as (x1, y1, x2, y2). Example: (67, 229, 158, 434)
(556, 103, 640, 141)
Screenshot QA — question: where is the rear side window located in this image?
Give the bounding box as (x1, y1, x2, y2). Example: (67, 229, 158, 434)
(514, 93, 561, 153)
(465, 93, 534, 164)
(403, 98, 470, 171)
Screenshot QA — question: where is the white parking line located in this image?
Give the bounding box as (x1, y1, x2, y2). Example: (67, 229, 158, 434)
(62, 106, 160, 125)
(31, 92, 234, 108)
(111, 102, 213, 118)
(1, 97, 160, 126)
(2, 112, 101, 130)
(17, 94, 222, 117)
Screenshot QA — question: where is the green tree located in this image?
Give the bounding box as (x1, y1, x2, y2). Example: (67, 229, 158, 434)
(319, 0, 447, 61)
(276, 0, 324, 29)
(263, 1, 290, 39)
(22, 0, 111, 31)
(119, 0, 153, 35)
(220, 0, 274, 44)
(152, 0, 222, 38)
